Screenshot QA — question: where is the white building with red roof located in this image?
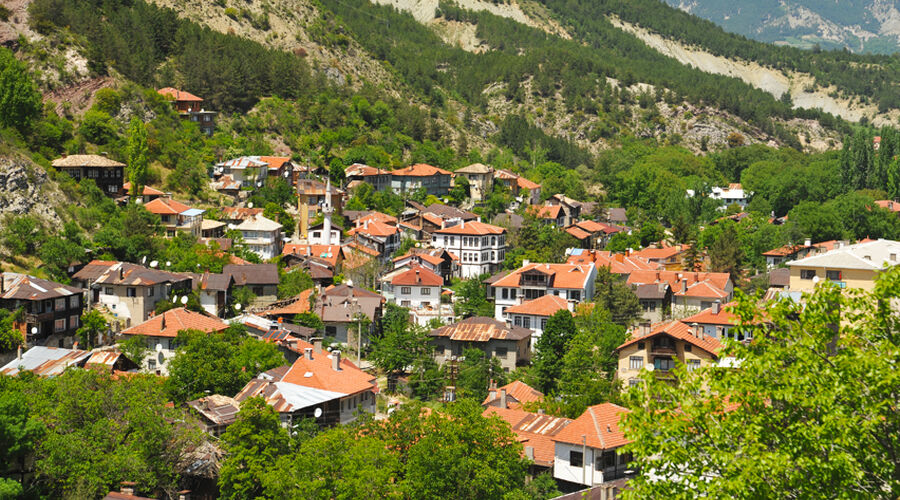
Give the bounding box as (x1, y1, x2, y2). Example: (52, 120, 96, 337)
(502, 294, 569, 340)
(566, 249, 661, 277)
(552, 403, 634, 487)
(494, 169, 541, 205)
(347, 218, 401, 259)
(381, 265, 443, 310)
(627, 270, 733, 319)
(489, 262, 596, 322)
(681, 301, 746, 342)
(483, 379, 544, 410)
(120, 307, 229, 373)
(235, 345, 376, 426)
(143, 197, 205, 237)
(431, 220, 507, 278)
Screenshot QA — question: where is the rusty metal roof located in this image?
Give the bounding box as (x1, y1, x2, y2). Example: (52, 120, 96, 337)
(187, 395, 241, 426)
(1, 272, 83, 301)
(430, 316, 531, 342)
(0, 346, 91, 377)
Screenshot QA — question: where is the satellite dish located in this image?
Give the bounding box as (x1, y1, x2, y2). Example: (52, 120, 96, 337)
(149, 260, 158, 268)
(314, 408, 323, 418)
(31, 327, 38, 334)
(812, 276, 820, 284)
(248, 202, 254, 208)
(646, 364, 655, 372)
(181, 296, 189, 305)
(172, 295, 179, 304)
(142, 256, 147, 264)
(165, 261, 171, 267)
(235, 303, 242, 311)
(156, 343, 163, 352)
(228, 224, 235, 230)
(346, 279, 353, 287)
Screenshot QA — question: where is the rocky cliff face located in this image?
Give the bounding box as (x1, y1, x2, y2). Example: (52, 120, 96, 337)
(0, 155, 66, 225)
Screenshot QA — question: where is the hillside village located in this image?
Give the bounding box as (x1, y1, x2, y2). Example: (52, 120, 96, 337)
(1, 0, 900, 498)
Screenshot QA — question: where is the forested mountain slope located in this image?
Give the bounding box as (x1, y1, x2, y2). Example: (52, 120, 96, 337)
(665, 0, 900, 54)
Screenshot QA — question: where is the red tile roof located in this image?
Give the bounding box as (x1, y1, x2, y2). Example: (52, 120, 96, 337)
(122, 182, 165, 196)
(617, 320, 723, 354)
(433, 220, 505, 236)
(565, 226, 592, 240)
(356, 211, 398, 225)
(259, 156, 292, 171)
(632, 245, 687, 261)
(875, 200, 900, 213)
(483, 380, 544, 408)
(158, 87, 203, 102)
(552, 403, 631, 449)
(391, 163, 452, 177)
(682, 303, 737, 326)
(347, 220, 399, 238)
(143, 197, 193, 216)
(531, 205, 563, 219)
(503, 294, 568, 317)
(492, 263, 594, 290)
(121, 307, 229, 338)
(346, 163, 390, 177)
(281, 350, 376, 396)
(566, 250, 661, 274)
(283, 244, 341, 267)
(391, 265, 443, 287)
(627, 270, 730, 298)
(261, 289, 314, 317)
(483, 406, 572, 467)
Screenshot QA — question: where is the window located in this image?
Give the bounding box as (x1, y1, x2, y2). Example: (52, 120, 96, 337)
(629, 356, 643, 370)
(401, 287, 412, 295)
(570, 451, 584, 467)
(104, 287, 114, 295)
(148, 287, 154, 297)
(421, 287, 431, 295)
(126, 287, 137, 298)
(653, 336, 675, 350)
(501, 288, 509, 300)
(523, 316, 531, 329)
(826, 270, 842, 281)
(70, 315, 79, 329)
(599, 451, 616, 469)
(55, 298, 67, 310)
(495, 347, 508, 358)
(800, 269, 816, 280)
(401, 300, 411, 307)
(570, 291, 581, 301)
(687, 359, 701, 372)
(253, 286, 264, 295)
(107, 184, 118, 193)
(70, 295, 80, 307)
(514, 316, 522, 327)
(637, 342, 644, 350)
(434, 344, 444, 355)
(54, 318, 66, 332)
(628, 379, 641, 387)
(654, 357, 675, 371)
(540, 318, 547, 330)
(684, 344, 692, 352)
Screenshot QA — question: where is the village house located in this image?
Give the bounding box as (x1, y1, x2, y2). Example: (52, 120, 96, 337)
(157, 87, 216, 135)
(489, 262, 596, 322)
(411, 203, 479, 235)
(392, 248, 458, 284)
(552, 403, 634, 488)
(0, 273, 85, 345)
(483, 379, 544, 410)
(627, 270, 733, 319)
(234, 214, 283, 260)
(1, 346, 137, 377)
(494, 169, 541, 205)
(215, 156, 269, 189)
(220, 207, 263, 225)
(72, 261, 191, 326)
(121, 182, 165, 204)
(566, 249, 661, 278)
(615, 320, 722, 389)
(52, 154, 125, 197)
(681, 301, 746, 342)
(546, 194, 582, 226)
(787, 238, 900, 292)
(143, 198, 205, 238)
(258, 156, 294, 180)
(431, 220, 507, 278)
(530, 205, 567, 227)
(186, 395, 240, 437)
(380, 265, 443, 310)
(686, 183, 751, 210)
(235, 344, 377, 426)
(875, 199, 900, 217)
(484, 403, 572, 474)
(223, 264, 279, 306)
(315, 284, 383, 345)
(454, 163, 494, 202)
(631, 245, 693, 270)
(390, 163, 453, 196)
(759, 238, 859, 268)
(429, 316, 532, 372)
(120, 307, 229, 374)
(565, 221, 626, 249)
(297, 179, 344, 216)
(201, 219, 227, 239)
(283, 243, 344, 272)
(502, 294, 569, 340)
(188, 272, 234, 317)
(606, 207, 628, 225)
(345, 163, 391, 192)
(347, 219, 401, 259)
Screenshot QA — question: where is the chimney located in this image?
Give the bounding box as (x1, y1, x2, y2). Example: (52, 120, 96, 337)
(499, 388, 508, 409)
(161, 315, 166, 331)
(415, 268, 420, 283)
(682, 278, 688, 293)
(460, 220, 465, 229)
(332, 350, 342, 371)
(120, 482, 135, 496)
(639, 321, 651, 336)
(804, 238, 812, 247)
(523, 259, 530, 267)
(691, 322, 701, 338)
(524, 446, 535, 460)
(712, 300, 721, 314)
(72, 341, 79, 350)
(626, 247, 632, 256)
(304, 347, 313, 360)
(119, 267, 124, 280)
(17, 344, 22, 360)
(178, 491, 191, 500)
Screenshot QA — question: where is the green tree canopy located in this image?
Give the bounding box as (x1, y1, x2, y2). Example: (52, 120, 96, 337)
(219, 397, 290, 500)
(530, 309, 576, 393)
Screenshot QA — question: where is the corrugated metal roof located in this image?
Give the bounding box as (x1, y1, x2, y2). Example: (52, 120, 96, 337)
(430, 316, 531, 342)
(0, 346, 91, 377)
(0, 272, 83, 300)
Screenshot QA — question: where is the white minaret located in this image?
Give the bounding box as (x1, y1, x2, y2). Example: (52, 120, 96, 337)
(322, 178, 334, 245)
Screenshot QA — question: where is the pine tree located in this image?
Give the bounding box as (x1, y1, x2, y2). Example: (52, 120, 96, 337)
(126, 117, 149, 200)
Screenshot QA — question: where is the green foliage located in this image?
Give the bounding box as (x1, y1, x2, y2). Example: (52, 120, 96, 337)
(593, 267, 641, 327)
(504, 214, 579, 268)
(127, 117, 149, 198)
(531, 309, 576, 393)
(0, 376, 44, 487)
(457, 348, 505, 401)
(786, 191, 900, 242)
(219, 397, 290, 500)
(78, 109, 118, 144)
(76, 309, 107, 349)
(452, 276, 494, 318)
(0, 48, 42, 132)
(0, 309, 23, 352)
(707, 223, 744, 284)
(370, 303, 430, 381)
(622, 268, 900, 498)
(295, 311, 324, 333)
(1, 214, 43, 255)
(165, 325, 285, 403)
(119, 334, 150, 367)
(277, 268, 313, 299)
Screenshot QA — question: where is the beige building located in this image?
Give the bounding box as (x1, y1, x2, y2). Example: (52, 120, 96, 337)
(455, 163, 494, 202)
(787, 239, 900, 292)
(429, 316, 531, 372)
(615, 320, 722, 389)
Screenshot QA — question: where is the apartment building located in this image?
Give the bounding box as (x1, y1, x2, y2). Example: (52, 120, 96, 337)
(489, 262, 596, 321)
(431, 220, 507, 278)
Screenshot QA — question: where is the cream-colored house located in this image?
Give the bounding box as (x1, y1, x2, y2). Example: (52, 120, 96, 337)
(455, 163, 493, 202)
(787, 239, 900, 292)
(615, 320, 722, 390)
